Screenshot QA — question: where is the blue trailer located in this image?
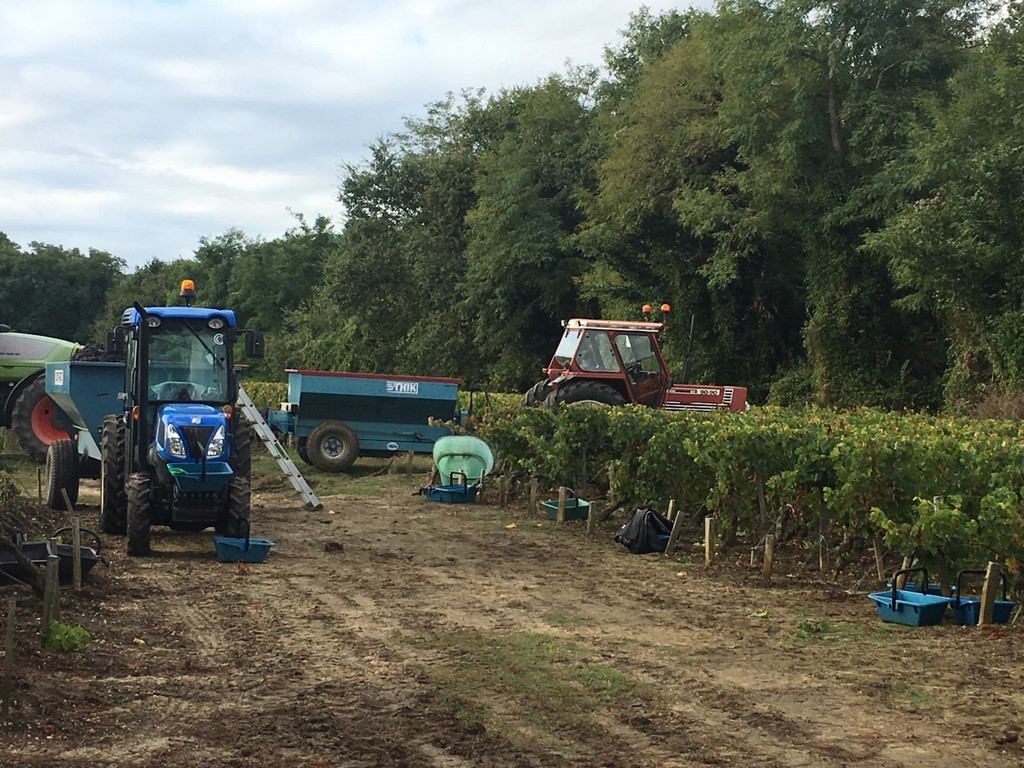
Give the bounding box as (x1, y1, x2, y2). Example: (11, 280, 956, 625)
(42, 360, 124, 507)
(267, 369, 461, 472)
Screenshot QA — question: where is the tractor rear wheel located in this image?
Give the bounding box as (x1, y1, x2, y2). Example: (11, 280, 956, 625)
(521, 379, 552, 408)
(12, 377, 70, 463)
(126, 472, 152, 556)
(99, 416, 127, 535)
(545, 380, 626, 409)
(45, 438, 79, 509)
(216, 476, 251, 537)
(307, 420, 359, 473)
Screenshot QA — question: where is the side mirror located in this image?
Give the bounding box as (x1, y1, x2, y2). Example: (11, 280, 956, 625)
(243, 330, 265, 359)
(105, 328, 126, 355)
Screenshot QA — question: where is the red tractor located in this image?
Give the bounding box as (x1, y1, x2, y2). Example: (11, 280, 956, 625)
(523, 314, 747, 412)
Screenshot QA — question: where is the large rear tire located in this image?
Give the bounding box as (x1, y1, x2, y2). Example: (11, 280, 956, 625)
(45, 439, 79, 509)
(12, 377, 70, 463)
(99, 415, 127, 535)
(521, 379, 552, 408)
(126, 472, 152, 557)
(307, 421, 359, 473)
(216, 476, 251, 537)
(545, 380, 626, 409)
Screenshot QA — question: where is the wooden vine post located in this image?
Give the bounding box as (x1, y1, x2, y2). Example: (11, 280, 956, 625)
(40, 553, 60, 645)
(762, 534, 775, 584)
(529, 478, 538, 514)
(498, 475, 508, 508)
(71, 516, 82, 592)
(704, 516, 716, 566)
(556, 486, 567, 524)
(977, 561, 1000, 626)
(664, 499, 684, 557)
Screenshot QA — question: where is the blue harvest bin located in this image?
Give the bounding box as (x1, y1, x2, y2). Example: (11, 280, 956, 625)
(212, 536, 275, 563)
(951, 598, 1017, 626)
(424, 484, 478, 504)
(541, 498, 590, 521)
(868, 589, 952, 626)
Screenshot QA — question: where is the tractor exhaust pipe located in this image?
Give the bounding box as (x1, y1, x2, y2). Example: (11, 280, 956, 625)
(681, 313, 695, 385)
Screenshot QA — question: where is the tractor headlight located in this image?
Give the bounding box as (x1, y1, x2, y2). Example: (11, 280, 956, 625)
(206, 424, 226, 458)
(166, 423, 186, 458)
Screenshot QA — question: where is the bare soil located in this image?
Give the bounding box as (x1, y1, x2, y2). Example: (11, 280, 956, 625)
(2, 473, 1023, 767)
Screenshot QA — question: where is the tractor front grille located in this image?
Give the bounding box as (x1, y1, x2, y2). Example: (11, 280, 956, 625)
(180, 425, 214, 459)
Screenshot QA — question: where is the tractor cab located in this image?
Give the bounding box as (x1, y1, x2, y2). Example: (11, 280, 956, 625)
(541, 319, 669, 408)
(525, 309, 748, 412)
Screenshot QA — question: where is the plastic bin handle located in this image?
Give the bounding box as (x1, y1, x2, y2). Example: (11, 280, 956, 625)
(954, 567, 1008, 607)
(889, 566, 929, 611)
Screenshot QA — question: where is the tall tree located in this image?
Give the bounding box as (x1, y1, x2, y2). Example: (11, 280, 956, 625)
(462, 72, 601, 388)
(0, 238, 125, 342)
(866, 5, 1024, 405)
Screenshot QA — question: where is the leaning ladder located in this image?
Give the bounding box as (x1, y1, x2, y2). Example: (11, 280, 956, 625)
(237, 387, 323, 510)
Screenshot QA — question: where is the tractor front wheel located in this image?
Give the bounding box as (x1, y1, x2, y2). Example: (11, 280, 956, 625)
(12, 377, 70, 463)
(45, 439, 79, 509)
(544, 381, 626, 409)
(126, 472, 152, 556)
(229, 420, 251, 477)
(217, 476, 251, 537)
(307, 421, 359, 473)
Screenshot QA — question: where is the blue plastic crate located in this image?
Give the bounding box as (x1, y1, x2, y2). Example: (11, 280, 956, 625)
(868, 589, 952, 626)
(541, 498, 590, 521)
(424, 483, 478, 504)
(951, 598, 1017, 626)
(212, 536, 275, 563)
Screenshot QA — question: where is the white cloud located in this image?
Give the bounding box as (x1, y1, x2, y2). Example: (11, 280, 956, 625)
(0, 0, 707, 269)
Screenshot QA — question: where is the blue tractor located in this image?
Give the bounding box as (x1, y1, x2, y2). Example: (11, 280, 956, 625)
(100, 281, 264, 556)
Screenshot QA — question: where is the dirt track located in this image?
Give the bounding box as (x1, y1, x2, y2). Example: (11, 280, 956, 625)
(3, 475, 1024, 767)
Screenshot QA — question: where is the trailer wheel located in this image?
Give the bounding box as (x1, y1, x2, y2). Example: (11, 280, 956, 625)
(544, 381, 625, 409)
(100, 416, 127, 535)
(307, 421, 359, 473)
(217, 476, 251, 537)
(12, 377, 70, 463)
(296, 437, 311, 465)
(45, 439, 79, 509)
(126, 472, 152, 556)
(521, 379, 552, 408)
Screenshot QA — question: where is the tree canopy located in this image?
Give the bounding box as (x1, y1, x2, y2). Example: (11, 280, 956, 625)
(3, 1, 1019, 411)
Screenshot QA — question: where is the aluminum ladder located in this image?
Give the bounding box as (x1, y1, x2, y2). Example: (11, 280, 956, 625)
(237, 387, 323, 510)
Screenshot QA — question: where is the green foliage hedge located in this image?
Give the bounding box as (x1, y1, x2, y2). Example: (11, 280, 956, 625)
(477, 406, 1024, 584)
(241, 381, 288, 411)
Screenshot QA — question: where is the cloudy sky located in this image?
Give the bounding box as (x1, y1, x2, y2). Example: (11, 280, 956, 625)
(0, 0, 710, 270)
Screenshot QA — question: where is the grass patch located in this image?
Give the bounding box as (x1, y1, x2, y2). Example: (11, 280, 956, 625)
(885, 679, 933, 707)
(415, 628, 642, 744)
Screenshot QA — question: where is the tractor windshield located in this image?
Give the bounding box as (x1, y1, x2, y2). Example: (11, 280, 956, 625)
(147, 321, 230, 403)
(553, 330, 583, 366)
